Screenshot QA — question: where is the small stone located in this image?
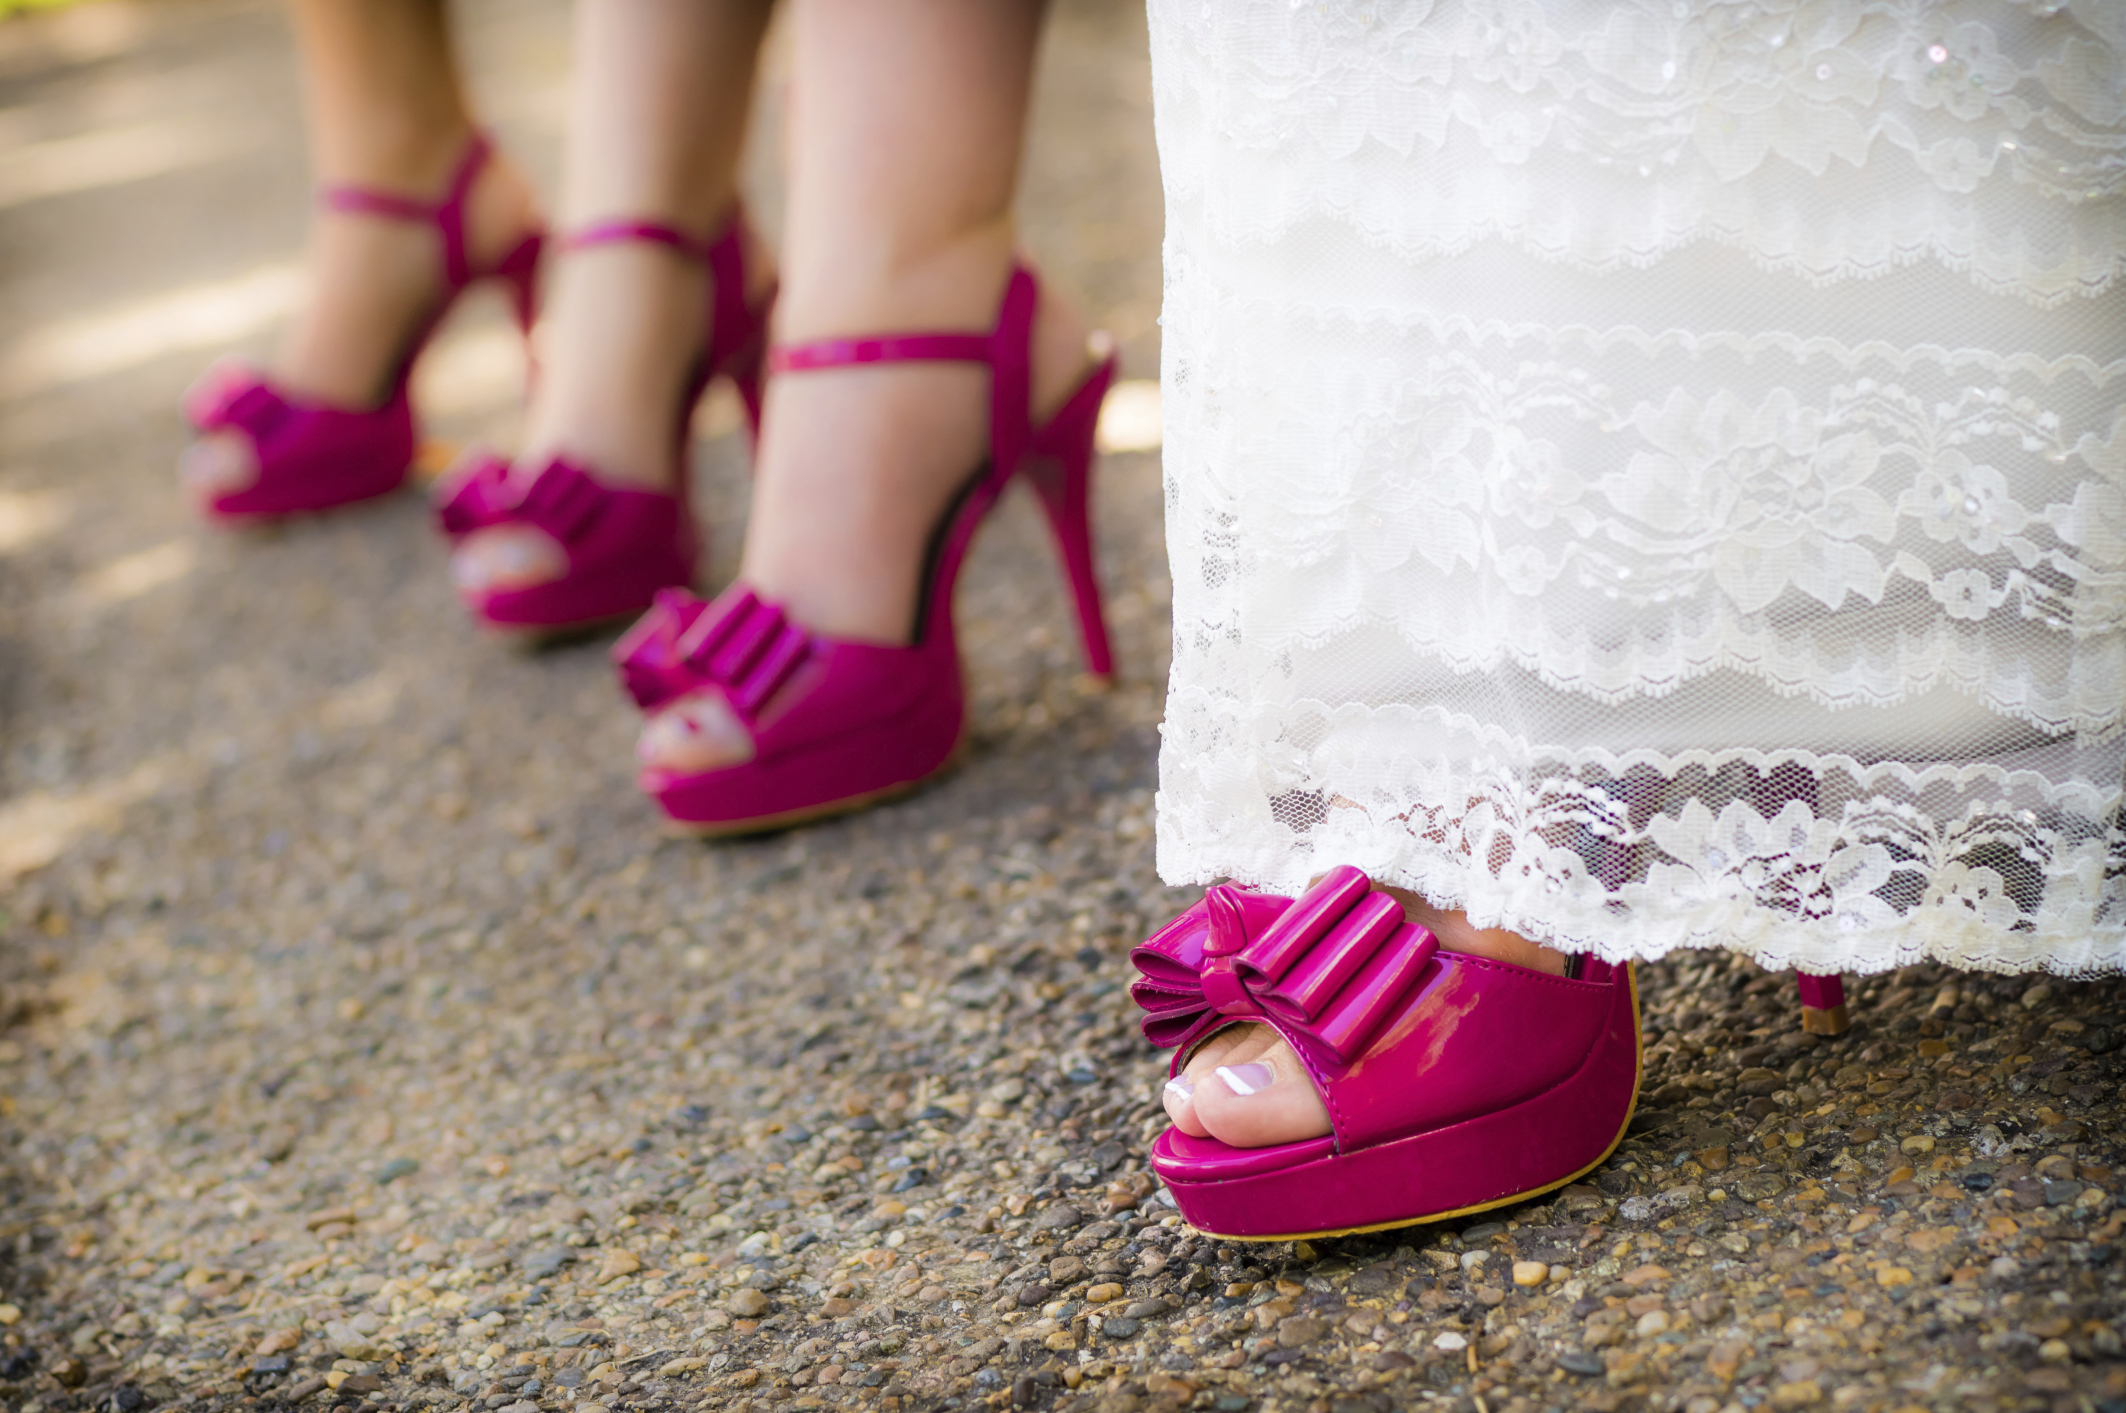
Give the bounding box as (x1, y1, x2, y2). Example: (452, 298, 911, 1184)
(1347, 1264, 1399, 1294)
(727, 1288, 770, 1317)
(323, 1321, 378, 1360)
(1016, 1283, 1051, 1307)
(1555, 1350, 1602, 1377)
(256, 1327, 300, 1356)
(1899, 1135, 1935, 1155)
(1511, 1260, 1548, 1287)
(1122, 1297, 1171, 1319)
(1432, 1332, 1468, 1353)
(375, 1157, 419, 1184)
(1043, 1331, 1076, 1352)
(1100, 1317, 1141, 1339)
(820, 1296, 855, 1317)
(51, 1359, 86, 1388)
(250, 1356, 291, 1375)
(522, 1248, 574, 1280)
(1770, 1380, 1823, 1407)
(1635, 1310, 1670, 1337)
(1048, 1256, 1087, 1284)
(1875, 1267, 1912, 1289)
(1034, 1203, 1084, 1231)
(596, 1250, 641, 1284)
(284, 1378, 328, 1402)
(658, 1357, 706, 1376)
(1086, 1282, 1124, 1303)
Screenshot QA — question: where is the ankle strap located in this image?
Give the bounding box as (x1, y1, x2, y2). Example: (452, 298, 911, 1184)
(562, 212, 756, 367)
(318, 131, 493, 289)
(771, 263, 1038, 477)
(563, 219, 718, 264)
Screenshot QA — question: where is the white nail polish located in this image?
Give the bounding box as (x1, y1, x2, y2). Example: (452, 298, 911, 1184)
(1216, 1063, 1274, 1097)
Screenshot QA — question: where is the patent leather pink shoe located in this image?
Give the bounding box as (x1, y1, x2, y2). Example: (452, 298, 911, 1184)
(183, 132, 543, 524)
(1131, 866, 1642, 1241)
(613, 262, 1116, 833)
(436, 213, 772, 637)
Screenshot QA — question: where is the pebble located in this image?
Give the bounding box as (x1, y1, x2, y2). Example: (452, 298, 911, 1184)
(1511, 1259, 1548, 1286)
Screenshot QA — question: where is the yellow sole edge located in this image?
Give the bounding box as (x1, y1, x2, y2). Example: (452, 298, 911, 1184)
(1176, 965, 1645, 1245)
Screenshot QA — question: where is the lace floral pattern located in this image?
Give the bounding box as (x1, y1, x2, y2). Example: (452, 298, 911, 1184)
(1150, 0, 2126, 976)
(1154, 0, 2126, 302)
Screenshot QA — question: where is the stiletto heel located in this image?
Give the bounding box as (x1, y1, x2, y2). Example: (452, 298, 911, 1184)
(498, 238, 543, 338)
(435, 210, 774, 637)
(1021, 337, 1117, 678)
(614, 262, 1118, 833)
(1797, 972, 1850, 1036)
(182, 133, 544, 523)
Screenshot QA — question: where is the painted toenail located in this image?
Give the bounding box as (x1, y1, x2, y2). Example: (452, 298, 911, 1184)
(1216, 1063, 1274, 1097)
(1163, 1075, 1193, 1103)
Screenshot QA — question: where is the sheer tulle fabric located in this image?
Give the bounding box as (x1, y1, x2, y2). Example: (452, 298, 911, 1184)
(1149, 0, 2126, 977)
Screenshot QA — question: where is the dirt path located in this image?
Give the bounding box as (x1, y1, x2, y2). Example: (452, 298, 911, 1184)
(0, 5, 2120, 1413)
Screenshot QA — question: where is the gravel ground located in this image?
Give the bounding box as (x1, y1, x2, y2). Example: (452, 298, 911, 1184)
(1, 5, 2122, 1413)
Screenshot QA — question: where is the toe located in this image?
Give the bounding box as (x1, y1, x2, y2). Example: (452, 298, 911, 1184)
(452, 527, 567, 594)
(637, 693, 756, 775)
(1185, 1027, 1332, 1149)
(179, 432, 257, 502)
(1160, 1071, 1209, 1139)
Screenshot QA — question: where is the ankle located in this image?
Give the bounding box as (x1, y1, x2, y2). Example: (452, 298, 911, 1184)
(777, 217, 1016, 341)
(315, 114, 478, 194)
(520, 248, 712, 490)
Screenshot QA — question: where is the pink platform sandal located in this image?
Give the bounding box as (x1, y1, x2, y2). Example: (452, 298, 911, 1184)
(612, 261, 1116, 833)
(183, 132, 543, 524)
(435, 213, 773, 637)
(1131, 866, 1642, 1241)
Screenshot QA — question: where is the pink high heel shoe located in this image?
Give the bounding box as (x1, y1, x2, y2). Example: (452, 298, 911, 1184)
(435, 213, 773, 636)
(612, 262, 1116, 833)
(183, 132, 543, 523)
(1131, 866, 1642, 1240)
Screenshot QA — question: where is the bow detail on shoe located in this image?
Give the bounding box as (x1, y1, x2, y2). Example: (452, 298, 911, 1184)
(436, 456, 615, 545)
(1129, 866, 1440, 1066)
(612, 585, 813, 721)
(612, 588, 713, 711)
(184, 364, 289, 436)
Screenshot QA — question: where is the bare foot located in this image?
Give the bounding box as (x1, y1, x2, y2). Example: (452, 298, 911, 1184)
(451, 221, 776, 597)
(1159, 890, 1569, 1149)
(180, 137, 543, 510)
(635, 276, 1102, 778)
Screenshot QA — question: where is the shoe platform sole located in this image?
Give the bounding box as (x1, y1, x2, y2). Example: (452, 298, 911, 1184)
(1161, 966, 1641, 1243)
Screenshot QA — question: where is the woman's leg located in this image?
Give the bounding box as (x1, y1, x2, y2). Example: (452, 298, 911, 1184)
(453, 0, 774, 594)
(182, 0, 540, 502)
(638, 0, 1097, 770)
(1162, 893, 1569, 1148)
